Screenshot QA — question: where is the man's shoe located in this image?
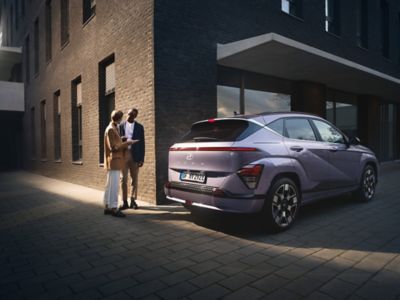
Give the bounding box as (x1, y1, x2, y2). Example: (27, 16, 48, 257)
(104, 208, 112, 215)
(111, 209, 126, 218)
(119, 202, 129, 210)
(130, 199, 139, 210)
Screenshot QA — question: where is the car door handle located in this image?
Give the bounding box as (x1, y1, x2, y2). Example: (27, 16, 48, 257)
(290, 146, 303, 152)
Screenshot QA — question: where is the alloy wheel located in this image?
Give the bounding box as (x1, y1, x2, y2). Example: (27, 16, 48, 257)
(271, 183, 298, 227)
(363, 168, 376, 200)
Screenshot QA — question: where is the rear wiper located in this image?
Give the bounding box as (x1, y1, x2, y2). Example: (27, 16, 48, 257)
(193, 137, 219, 141)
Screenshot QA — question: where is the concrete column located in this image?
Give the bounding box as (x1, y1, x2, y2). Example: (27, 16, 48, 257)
(357, 95, 380, 155)
(291, 81, 326, 118)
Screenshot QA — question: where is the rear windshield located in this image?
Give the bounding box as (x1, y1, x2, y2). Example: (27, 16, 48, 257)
(181, 120, 262, 143)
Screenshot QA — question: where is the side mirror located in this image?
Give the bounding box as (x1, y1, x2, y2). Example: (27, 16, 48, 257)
(349, 136, 361, 145)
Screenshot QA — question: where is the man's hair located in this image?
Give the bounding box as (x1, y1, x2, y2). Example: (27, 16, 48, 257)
(111, 110, 124, 122)
(128, 108, 138, 115)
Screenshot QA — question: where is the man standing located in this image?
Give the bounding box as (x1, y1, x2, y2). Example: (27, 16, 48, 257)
(119, 108, 145, 209)
(103, 110, 136, 217)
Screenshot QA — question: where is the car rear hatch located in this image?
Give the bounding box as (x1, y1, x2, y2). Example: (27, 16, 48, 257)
(167, 118, 264, 193)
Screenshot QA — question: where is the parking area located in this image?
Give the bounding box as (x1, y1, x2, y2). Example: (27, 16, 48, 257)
(1, 163, 400, 299)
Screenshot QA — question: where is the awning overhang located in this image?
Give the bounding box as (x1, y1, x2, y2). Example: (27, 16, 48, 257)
(217, 33, 400, 101)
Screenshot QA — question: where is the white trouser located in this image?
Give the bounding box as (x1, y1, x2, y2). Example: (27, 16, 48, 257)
(103, 170, 120, 209)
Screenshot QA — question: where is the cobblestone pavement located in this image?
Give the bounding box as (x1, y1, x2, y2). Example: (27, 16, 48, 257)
(1, 163, 400, 300)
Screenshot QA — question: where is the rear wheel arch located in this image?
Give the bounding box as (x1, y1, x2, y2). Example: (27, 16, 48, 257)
(270, 172, 302, 196)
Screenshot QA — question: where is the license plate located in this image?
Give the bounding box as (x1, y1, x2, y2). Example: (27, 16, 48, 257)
(180, 171, 206, 183)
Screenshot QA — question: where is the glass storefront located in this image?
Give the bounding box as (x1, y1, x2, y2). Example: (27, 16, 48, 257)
(217, 85, 240, 117)
(217, 67, 292, 118)
(326, 91, 358, 138)
(217, 85, 291, 117)
(244, 89, 291, 115)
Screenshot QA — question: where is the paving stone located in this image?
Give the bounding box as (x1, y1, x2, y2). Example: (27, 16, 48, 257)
(217, 262, 250, 276)
(126, 280, 167, 299)
(188, 284, 230, 300)
(106, 264, 142, 280)
(319, 278, 358, 300)
(267, 254, 298, 268)
(223, 286, 265, 300)
(304, 291, 335, 300)
(160, 269, 197, 286)
(219, 272, 257, 291)
(81, 264, 117, 279)
(70, 275, 109, 293)
(239, 253, 270, 266)
(101, 291, 132, 300)
(98, 277, 138, 296)
(44, 273, 84, 290)
(312, 249, 344, 261)
(285, 276, 325, 297)
(189, 270, 226, 288)
(188, 260, 221, 275)
(275, 263, 310, 280)
(133, 267, 169, 283)
(251, 274, 289, 294)
(336, 268, 373, 285)
(243, 262, 278, 279)
(262, 288, 302, 300)
(156, 282, 198, 300)
(355, 280, 400, 300)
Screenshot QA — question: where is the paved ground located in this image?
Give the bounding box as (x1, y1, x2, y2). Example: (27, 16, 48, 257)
(1, 163, 400, 300)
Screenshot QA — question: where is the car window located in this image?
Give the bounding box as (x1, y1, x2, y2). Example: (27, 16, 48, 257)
(312, 119, 345, 144)
(285, 118, 316, 141)
(181, 120, 262, 142)
(267, 118, 284, 136)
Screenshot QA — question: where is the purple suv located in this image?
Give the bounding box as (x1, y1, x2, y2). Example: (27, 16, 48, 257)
(164, 112, 378, 231)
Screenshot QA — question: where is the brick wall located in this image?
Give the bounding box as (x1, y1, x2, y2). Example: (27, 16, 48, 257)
(21, 0, 157, 203)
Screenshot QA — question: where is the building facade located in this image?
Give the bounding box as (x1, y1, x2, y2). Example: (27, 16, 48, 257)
(1, 0, 400, 203)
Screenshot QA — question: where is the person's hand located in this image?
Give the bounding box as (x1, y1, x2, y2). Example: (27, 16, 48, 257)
(138, 162, 144, 167)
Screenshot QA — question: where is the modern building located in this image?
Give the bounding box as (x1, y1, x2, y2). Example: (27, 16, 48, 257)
(1, 0, 399, 203)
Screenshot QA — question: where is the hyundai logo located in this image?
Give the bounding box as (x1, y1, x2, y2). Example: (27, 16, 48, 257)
(186, 154, 193, 160)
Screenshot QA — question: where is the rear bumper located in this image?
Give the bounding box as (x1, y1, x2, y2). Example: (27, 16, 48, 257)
(164, 181, 265, 213)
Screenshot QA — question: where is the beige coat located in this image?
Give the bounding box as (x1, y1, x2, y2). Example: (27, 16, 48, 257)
(104, 122, 130, 170)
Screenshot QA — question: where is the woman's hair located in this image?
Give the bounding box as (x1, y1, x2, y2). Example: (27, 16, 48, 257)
(111, 110, 124, 122)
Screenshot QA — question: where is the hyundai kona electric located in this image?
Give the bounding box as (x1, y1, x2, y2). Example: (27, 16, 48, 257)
(164, 112, 378, 231)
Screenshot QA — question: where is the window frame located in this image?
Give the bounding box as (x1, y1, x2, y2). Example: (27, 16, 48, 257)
(281, 0, 303, 19)
(82, 0, 96, 24)
(325, 0, 341, 36)
(60, 0, 70, 48)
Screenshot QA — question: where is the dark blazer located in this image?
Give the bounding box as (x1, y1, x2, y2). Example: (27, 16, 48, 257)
(119, 121, 145, 163)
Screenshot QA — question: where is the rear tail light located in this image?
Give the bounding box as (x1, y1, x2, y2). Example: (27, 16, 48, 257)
(169, 146, 258, 152)
(237, 164, 263, 189)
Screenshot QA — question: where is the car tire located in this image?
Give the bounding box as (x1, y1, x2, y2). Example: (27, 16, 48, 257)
(356, 165, 377, 202)
(263, 178, 300, 232)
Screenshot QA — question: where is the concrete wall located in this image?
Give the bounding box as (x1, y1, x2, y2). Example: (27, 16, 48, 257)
(0, 81, 24, 111)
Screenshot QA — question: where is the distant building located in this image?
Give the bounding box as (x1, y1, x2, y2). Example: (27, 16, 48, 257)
(1, 0, 399, 203)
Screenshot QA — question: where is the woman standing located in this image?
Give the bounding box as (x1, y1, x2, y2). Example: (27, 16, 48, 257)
(103, 110, 137, 217)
